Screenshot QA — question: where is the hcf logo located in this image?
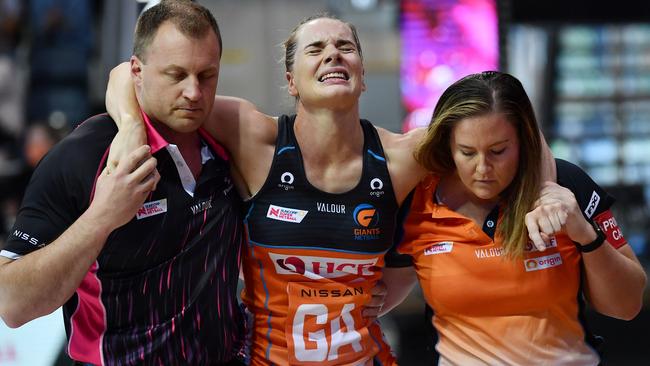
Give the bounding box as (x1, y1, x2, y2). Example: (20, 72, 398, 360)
(269, 253, 377, 279)
(352, 204, 380, 240)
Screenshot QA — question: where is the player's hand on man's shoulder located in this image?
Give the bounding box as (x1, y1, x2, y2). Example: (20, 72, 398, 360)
(88, 145, 160, 231)
(107, 119, 148, 174)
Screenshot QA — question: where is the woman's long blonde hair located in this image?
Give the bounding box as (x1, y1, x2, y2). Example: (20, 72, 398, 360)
(414, 71, 542, 258)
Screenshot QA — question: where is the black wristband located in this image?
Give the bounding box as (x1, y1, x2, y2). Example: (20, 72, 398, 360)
(575, 220, 606, 253)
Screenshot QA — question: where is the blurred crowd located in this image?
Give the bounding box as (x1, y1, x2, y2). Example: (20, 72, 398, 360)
(0, 0, 98, 242)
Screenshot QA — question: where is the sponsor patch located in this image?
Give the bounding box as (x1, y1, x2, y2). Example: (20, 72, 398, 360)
(10, 229, 41, 247)
(524, 236, 558, 252)
(269, 253, 378, 279)
(369, 177, 385, 197)
(584, 191, 600, 218)
(524, 253, 563, 272)
(281, 172, 294, 184)
(424, 241, 453, 255)
(317, 202, 346, 214)
(352, 204, 381, 240)
(474, 247, 504, 259)
(278, 172, 295, 191)
(594, 210, 626, 249)
(190, 198, 213, 215)
(266, 204, 308, 223)
(136, 199, 168, 220)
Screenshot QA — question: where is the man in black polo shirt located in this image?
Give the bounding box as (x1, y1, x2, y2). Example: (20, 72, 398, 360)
(0, 1, 245, 365)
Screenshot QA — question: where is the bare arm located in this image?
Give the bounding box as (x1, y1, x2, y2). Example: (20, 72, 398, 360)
(0, 146, 159, 327)
(526, 182, 646, 320)
(204, 96, 277, 197)
(206, 95, 276, 160)
(581, 243, 645, 320)
(379, 127, 428, 205)
(375, 128, 424, 314)
(379, 266, 418, 317)
(539, 132, 556, 182)
(106, 62, 141, 130)
(105, 62, 148, 170)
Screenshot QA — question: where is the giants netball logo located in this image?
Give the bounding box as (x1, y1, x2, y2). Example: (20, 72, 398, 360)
(352, 204, 381, 240)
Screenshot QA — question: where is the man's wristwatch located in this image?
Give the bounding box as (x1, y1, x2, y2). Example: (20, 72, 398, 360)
(575, 220, 606, 253)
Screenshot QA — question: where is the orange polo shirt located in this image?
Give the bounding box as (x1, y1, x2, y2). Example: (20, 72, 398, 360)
(398, 175, 600, 365)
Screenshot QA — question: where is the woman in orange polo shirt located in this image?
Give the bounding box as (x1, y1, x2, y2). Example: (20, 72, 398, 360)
(383, 71, 646, 365)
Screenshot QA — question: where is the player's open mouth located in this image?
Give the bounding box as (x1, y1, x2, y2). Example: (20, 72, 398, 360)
(319, 72, 349, 82)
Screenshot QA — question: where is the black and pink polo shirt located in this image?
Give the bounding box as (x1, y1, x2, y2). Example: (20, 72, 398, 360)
(2, 113, 244, 365)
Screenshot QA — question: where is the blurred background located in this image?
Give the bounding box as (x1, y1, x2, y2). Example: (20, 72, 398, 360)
(0, 0, 649, 364)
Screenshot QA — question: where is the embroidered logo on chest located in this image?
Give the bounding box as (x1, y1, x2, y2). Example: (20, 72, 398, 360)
(424, 241, 453, 255)
(524, 253, 563, 272)
(136, 199, 168, 220)
(190, 198, 213, 215)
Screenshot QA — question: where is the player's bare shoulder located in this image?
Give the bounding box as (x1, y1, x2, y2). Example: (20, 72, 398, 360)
(376, 127, 426, 172)
(210, 97, 278, 198)
(210, 96, 278, 149)
(246, 109, 278, 147)
(376, 126, 428, 203)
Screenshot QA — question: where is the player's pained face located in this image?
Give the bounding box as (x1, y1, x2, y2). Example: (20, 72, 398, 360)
(132, 21, 220, 133)
(286, 18, 365, 109)
(450, 113, 520, 202)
